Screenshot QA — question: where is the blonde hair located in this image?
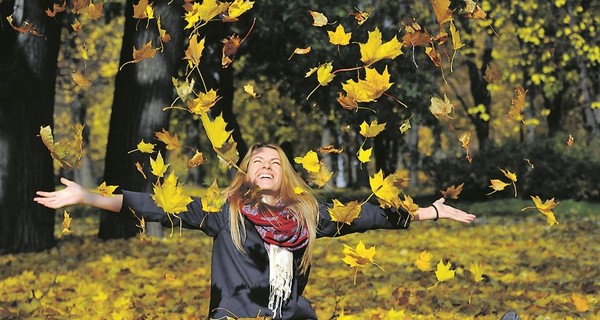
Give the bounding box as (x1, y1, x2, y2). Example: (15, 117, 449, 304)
(223, 143, 319, 274)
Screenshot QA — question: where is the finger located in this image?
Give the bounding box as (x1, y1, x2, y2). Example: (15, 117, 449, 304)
(60, 177, 73, 186)
(36, 191, 54, 197)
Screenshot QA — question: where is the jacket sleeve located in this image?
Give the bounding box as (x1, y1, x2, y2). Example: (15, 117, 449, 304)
(120, 190, 228, 237)
(316, 202, 411, 238)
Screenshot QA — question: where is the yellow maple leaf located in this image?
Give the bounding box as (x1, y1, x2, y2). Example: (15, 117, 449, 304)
(429, 0, 452, 25)
(62, 210, 72, 235)
(120, 41, 157, 70)
(152, 172, 193, 214)
(357, 147, 372, 163)
(328, 199, 362, 225)
(462, 0, 487, 19)
(131, 139, 155, 154)
(308, 161, 333, 188)
(39, 124, 84, 169)
(359, 120, 386, 138)
(469, 262, 484, 283)
(184, 34, 206, 68)
(508, 87, 527, 122)
(187, 151, 206, 168)
(150, 152, 169, 178)
(155, 129, 180, 150)
(78, 43, 88, 62)
(486, 179, 510, 195)
(87, 2, 103, 20)
(133, 0, 150, 19)
(342, 66, 393, 103)
(430, 94, 454, 118)
(317, 62, 335, 86)
(399, 117, 412, 134)
(459, 131, 472, 162)
(288, 47, 311, 60)
(157, 17, 171, 48)
(415, 250, 433, 272)
(201, 113, 233, 149)
(449, 20, 464, 50)
(225, 0, 255, 21)
(328, 24, 352, 46)
(201, 179, 225, 213)
(293, 186, 305, 195)
(400, 193, 419, 216)
(499, 167, 518, 197)
(359, 27, 403, 66)
(187, 89, 221, 115)
(342, 240, 382, 284)
(243, 84, 260, 98)
(434, 260, 455, 283)
(98, 181, 118, 197)
(309, 10, 328, 27)
(522, 196, 560, 226)
(184, 0, 229, 29)
(369, 170, 401, 209)
(570, 293, 589, 312)
(441, 183, 464, 199)
(294, 150, 320, 173)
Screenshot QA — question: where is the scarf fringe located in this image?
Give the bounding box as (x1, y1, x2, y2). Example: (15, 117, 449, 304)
(267, 244, 293, 318)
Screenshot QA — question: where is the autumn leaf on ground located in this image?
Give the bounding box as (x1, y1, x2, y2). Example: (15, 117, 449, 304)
(328, 199, 362, 227)
(46, 1, 67, 17)
(328, 25, 351, 46)
(570, 293, 589, 312)
(522, 196, 560, 226)
(498, 168, 518, 197)
(128, 139, 155, 154)
(430, 94, 454, 118)
(359, 120, 386, 138)
(318, 145, 343, 154)
(566, 134, 574, 147)
(201, 113, 232, 149)
(98, 181, 118, 197)
(201, 179, 225, 213)
(308, 161, 333, 188)
(222, 0, 254, 22)
(349, 8, 369, 25)
(135, 162, 147, 179)
(61, 211, 72, 235)
(72, 71, 91, 88)
(414, 250, 433, 271)
(6, 15, 42, 36)
(486, 179, 510, 195)
(441, 183, 464, 199)
(187, 151, 206, 169)
(288, 47, 311, 60)
(39, 124, 84, 169)
(119, 41, 158, 70)
(369, 170, 401, 209)
(152, 172, 193, 235)
(342, 240, 383, 285)
(508, 87, 527, 122)
(357, 147, 372, 164)
(150, 152, 169, 178)
(359, 27, 403, 66)
(155, 129, 180, 150)
(294, 150, 320, 173)
(243, 84, 260, 98)
(187, 89, 221, 115)
(459, 132, 472, 162)
(429, 0, 452, 26)
(430, 260, 455, 288)
(309, 10, 328, 27)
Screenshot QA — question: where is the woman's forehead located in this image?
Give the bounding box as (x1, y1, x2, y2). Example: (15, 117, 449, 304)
(251, 147, 280, 159)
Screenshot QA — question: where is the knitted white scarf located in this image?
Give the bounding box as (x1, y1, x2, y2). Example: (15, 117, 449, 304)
(267, 244, 293, 318)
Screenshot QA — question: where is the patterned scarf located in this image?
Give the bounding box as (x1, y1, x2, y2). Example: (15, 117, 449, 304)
(240, 202, 308, 318)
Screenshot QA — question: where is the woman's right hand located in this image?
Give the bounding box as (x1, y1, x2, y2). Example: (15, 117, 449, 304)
(34, 177, 88, 209)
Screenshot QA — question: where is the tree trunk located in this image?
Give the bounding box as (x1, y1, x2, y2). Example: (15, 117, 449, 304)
(99, 0, 185, 240)
(0, 0, 61, 253)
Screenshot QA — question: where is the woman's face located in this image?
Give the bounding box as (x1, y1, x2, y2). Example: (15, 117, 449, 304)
(247, 147, 283, 196)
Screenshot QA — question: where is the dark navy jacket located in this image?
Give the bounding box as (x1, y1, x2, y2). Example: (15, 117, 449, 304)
(121, 191, 411, 319)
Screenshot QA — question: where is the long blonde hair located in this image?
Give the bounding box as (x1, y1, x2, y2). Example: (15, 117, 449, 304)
(223, 143, 319, 274)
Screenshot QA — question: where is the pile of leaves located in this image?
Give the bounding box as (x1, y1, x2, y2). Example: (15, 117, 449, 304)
(1, 210, 597, 319)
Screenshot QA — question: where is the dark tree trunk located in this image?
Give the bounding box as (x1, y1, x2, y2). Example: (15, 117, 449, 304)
(99, 0, 185, 240)
(0, 0, 61, 253)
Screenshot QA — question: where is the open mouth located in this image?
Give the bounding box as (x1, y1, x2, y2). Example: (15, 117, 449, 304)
(258, 173, 273, 180)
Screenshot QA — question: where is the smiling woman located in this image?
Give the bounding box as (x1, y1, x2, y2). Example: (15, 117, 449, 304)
(34, 142, 476, 319)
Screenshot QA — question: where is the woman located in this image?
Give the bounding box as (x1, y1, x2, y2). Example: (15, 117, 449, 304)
(34, 143, 475, 319)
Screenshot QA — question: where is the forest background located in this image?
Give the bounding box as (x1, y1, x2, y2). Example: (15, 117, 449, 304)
(0, 0, 599, 319)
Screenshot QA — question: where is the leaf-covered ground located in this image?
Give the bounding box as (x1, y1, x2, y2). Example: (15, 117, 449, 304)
(1, 210, 598, 319)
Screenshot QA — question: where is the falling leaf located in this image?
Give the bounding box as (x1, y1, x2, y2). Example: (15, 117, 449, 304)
(98, 181, 118, 197)
(157, 17, 171, 48)
(152, 172, 193, 214)
(441, 183, 464, 199)
(399, 117, 412, 134)
(359, 27, 403, 66)
(462, 0, 487, 19)
(402, 18, 431, 47)
(71, 0, 90, 14)
(72, 20, 83, 32)
(357, 147, 372, 163)
(337, 92, 359, 111)
(449, 20, 464, 50)
(308, 161, 333, 188)
(486, 179, 510, 195)
(243, 84, 260, 98)
(316, 62, 335, 86)
(150, 152, 169, 178)
(328, 199, 362, 225)
(187, 151, 206, 168)
(566, 134, 574, 147)
(469, 262, 484, 283)
(349, 8, 369, 25)
(171, 77, 195, 104)
(425, 46, 443, 68)
(429, 0, 452, 26)
(201, 113, 232, 149)
(293, 186, 305, 195)
(183, 0, 229, 28)
(483, 64, 501, 83)
(224, 0, 255, 21)
(328, 25, 351, 46)
(221, 34, 241, 68)
(318, 145, 343, 154)
(522, 196, 560, 226)
(6, 15, 42, 36)
(87, 2, 103, 20)
(39, 125, 84, 169)
(400, 193, 419, 216)
(570, 293, 589, 312)
(359, 120, 386, 138)
(430, 94, 454, 118)
(133, 0, 150, 19)
(508, 87, 527, 122)
(341, 66, 393, 103)
(294, 150, 320, 173)
(72, 71, 91, 88)
(215, 137, 239, 168)
(499, 168, 518, 197)
(434, 260, 455, 283)
(459, 132, 472, 162)
(309, 10, 328, 27)
(524, 158, 535, 169)
(187, 89, 221, 115)
(415, 251, 433, 272)
(135, 162, 147, 179)
(184, 35, 206, 69)
(45, 1, 67, 17)
(369, 170, 401, 209)
(288, 47, 312, 60)
(130, 140, 155, 154)
(201, 179, 225, 213)
(342, 240, 382, 284)
(120, 41, 158, 70)
(62, 211, 72, 235)
(155, 129, 180, 150)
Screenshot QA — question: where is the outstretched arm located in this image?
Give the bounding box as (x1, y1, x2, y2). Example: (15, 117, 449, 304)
(412, 198, 475, 223)
(34, 178, 123, 212)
